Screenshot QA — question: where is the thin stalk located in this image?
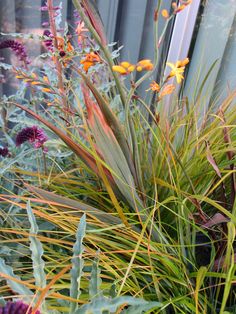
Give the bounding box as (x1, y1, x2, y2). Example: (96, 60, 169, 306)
(47, 0, 68, 116)
(72, 0, 127, 107)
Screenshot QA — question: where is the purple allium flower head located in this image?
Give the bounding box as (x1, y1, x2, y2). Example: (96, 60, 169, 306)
(0, 147, 10, 158)
(16, 126, 48, 150)
(0, 40, 30, 64)
(0, 301, 40, 314)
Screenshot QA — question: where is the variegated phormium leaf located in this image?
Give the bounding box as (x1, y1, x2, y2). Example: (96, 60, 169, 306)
(70, 214, 86, 314)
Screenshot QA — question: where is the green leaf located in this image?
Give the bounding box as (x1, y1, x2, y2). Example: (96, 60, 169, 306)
(26, 184, 122, 225)
(26, 200, 46, 289)
(0, 258, 33, 301)
(70, 214, 86, 314)
(75, 296, 161, 314)
(89, 251, 102, 299)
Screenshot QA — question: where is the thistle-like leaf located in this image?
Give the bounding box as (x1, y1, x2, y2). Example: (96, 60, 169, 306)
(0, 258, 33, 300)
(26, 200, 46, 289)
(89, 251, 102, 299)
(70, 214, 86, 314)
(74, 296, 161, 314)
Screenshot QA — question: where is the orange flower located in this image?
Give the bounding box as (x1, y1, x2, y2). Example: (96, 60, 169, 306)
(166, 58, 189, 83)
(161, 9, 169, 19)
(112, 61, 136, 75)
(112, 59, 154, 75)
(137, 59, 154, 71)
(80, 52, 101, 72)
(176, 57, 189, 67)
(112, 65, 128, 75)
(76, 21, 88, 45)
(174, 0, 192, 13)
(146, 81, 160, 92)
(159, 84, 175, 98)
(55, 36, 74, 57)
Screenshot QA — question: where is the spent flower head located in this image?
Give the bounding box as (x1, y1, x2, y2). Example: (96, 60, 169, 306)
(16, 126, 48, 151)
(0, 147, 10, 158)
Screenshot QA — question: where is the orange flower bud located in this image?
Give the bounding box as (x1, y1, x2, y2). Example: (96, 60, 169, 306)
(121, 61, 131, 68)
(159, 84, 175, 98)
(112, 65, 127, 75)
(136, 66, 143, 72)
(161, 9, 169, 19)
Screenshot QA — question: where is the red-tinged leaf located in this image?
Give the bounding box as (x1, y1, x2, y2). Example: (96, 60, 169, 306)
(206, 141, 228, 208)
(81, 83, 114, 137)
(14, 103, 114, 182)
(202, 213, 229, 228)
(213, 253, 236, 271)
(25, 184, 122, 225)
(81, 0, 107, 46)
(77, 71, 139, 187)
(206, 141, 222, 178)
(218, 108, 236, 206)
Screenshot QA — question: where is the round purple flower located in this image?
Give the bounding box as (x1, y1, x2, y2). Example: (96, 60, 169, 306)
(16, 126, 48, 151)
(0, 40, 30, 64)
(0, 301, 40, 314)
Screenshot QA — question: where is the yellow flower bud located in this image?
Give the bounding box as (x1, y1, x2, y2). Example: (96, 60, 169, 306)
(127, 65, 135, 72)
(112, 65, 127, 75)
(136, 66, 143, 72)
(120, 61, 131, 69)
(161, 9, 169, 19)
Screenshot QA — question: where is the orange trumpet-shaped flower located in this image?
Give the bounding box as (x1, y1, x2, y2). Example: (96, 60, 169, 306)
(174, 0, 192, 13)
(136, 59, 154, 71)
(159, 84, 175, 98)
(112, 61, 136, 75)
(161, 9, 169, 19)
(80, 52, 101, 72)
(146, 81, 160, 92)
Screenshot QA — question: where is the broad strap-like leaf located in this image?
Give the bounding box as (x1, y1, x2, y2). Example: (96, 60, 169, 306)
(82, 84, 143, 211)
(26, 184, 122, 225)
(81, 0, 107, 45)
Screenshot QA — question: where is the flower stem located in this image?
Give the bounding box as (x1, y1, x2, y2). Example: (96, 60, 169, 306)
(47, 0, 69, 118)
(72, 0, 127, 107)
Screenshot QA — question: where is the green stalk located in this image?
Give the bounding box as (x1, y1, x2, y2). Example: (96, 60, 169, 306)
(72, 0, 127, 107)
